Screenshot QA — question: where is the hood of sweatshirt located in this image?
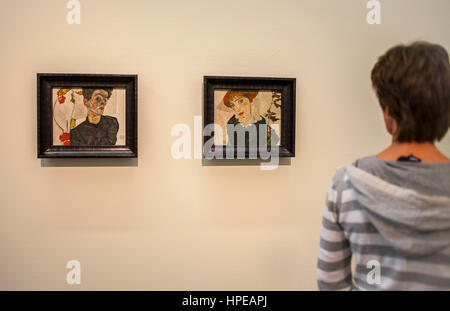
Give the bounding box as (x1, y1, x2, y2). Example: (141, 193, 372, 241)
(344, 160, 450, 258)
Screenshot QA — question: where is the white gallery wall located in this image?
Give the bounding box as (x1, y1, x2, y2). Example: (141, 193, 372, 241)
(0, 0, 449, 290)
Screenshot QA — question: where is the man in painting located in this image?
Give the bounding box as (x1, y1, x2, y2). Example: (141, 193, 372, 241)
(70, 88, 119, 146)
(223, 90, 279, 147)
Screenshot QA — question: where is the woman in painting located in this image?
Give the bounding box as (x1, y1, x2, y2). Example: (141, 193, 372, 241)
(70, 88, 119, 146)
(223, 90, 279, 147)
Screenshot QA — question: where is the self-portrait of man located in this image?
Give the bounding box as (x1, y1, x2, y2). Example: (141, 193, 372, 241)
(52, 87, 126, 146)
(70, 88, 118, 145)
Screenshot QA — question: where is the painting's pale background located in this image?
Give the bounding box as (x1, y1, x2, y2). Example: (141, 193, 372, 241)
(214, 90, 282, 145)
(0, 0, 449, 290)
(52, 88, 126, 146)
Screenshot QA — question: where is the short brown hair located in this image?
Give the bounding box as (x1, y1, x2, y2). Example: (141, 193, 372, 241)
(223, 91, 258, 108)
(371, 41, 450, 142)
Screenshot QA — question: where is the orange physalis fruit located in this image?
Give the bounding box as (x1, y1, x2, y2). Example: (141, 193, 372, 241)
(57, 89, 71, 96)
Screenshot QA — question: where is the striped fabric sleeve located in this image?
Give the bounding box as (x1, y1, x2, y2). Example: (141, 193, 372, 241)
(317, 179, 354, 291)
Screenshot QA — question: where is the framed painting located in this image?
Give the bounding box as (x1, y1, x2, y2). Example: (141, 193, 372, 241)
(37, 74, 137, 158)
(203, 76, 296, 159)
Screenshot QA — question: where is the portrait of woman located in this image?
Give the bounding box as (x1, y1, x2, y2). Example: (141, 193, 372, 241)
(215, 90, 281, 148)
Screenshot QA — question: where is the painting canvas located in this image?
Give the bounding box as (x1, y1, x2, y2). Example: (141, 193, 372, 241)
(52, 87, 126, 146)
(203, 76, 296, 158)
(37, 74, 137, 158)
(214, 89, 282, 147)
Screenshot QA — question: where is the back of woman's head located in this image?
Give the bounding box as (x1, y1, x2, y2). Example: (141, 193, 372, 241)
(371, 41, 450, 142)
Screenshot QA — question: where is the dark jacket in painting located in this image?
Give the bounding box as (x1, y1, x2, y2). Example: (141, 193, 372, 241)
(226, 115, 279, 147)
(70, 115, 119, 146)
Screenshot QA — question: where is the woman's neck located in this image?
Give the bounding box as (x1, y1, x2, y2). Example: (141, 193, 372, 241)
(377, 141, 449, 163)
(238, 112, 262, 127)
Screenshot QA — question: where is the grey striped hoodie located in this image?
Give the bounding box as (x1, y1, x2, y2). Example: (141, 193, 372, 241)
(317, 156, 450, 290)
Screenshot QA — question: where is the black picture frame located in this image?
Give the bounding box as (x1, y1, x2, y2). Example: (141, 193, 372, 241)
(203, 76, 296, 158)
(37, 73, 138, 158)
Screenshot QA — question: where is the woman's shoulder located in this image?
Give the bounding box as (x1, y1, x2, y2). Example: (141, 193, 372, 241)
(345, 155, 450, 197)
(255, 116, 266, 124)
(227, 115, 238, 125)
(331, 156, 378, 180)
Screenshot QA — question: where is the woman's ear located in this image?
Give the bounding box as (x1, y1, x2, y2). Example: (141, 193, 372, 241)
(382, 107, 398, 139)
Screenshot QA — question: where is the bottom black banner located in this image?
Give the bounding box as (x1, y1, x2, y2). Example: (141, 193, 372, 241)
(1, 291, 446, 309)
